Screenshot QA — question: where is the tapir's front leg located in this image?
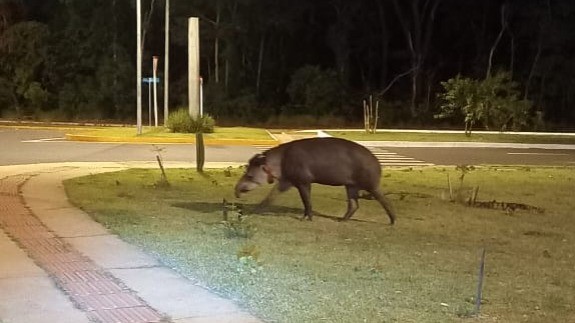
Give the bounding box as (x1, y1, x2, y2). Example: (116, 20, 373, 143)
(255, 180, 293, 212)
(257, 183, 280, 209)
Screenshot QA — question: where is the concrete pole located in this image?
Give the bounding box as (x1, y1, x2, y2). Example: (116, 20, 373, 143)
(136, 0, 142, 134)
(163, 0, 170, 126)
(148, 81, 152, 126)
(188, 17, 200, 117)
(153, 56, 159, 127)
(199, 77, 203, 117)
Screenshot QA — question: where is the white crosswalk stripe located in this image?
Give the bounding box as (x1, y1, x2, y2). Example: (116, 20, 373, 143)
(252, 144, 276, 151)
(368, 146, 434, 166)
(252, 144, 434, 167)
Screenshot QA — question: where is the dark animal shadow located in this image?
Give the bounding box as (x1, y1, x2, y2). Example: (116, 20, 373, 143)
(172, 202, 222, 214)
(253, 204, 373, 223)
(172, 202, 372, 223)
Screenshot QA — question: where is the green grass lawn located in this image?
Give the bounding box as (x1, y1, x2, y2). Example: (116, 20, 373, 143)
(327, 130, 575, 144)
(70, 126, 274, 140)
(65, 166, 575, 323)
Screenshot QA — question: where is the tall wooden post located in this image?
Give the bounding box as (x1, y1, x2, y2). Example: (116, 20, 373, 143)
(188, 17, 200, 117)
(153, 55, 159, 126)
(163, 0, 170, 126)
(136, 0, 142, 134)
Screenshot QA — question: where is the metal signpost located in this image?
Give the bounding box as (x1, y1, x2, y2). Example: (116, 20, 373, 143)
(142, 77, 160, 126)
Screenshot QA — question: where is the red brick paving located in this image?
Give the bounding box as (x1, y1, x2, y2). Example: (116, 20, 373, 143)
(0, 175, 167, 323)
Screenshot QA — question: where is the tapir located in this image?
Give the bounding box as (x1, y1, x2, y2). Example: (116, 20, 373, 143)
(234, 137, 396, 224)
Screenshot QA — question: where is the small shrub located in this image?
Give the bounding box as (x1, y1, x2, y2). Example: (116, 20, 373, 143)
(236, 244, 263, 274)
(222, 201, 256, 239)
(166, 109, 215, 133)
(166, 109, 192, 133)
(237, 243, 260, 260)
(223, 216, 256, 239)
(194, 114, 215, 133)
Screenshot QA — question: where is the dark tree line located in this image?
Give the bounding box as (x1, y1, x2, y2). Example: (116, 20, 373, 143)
(1, 0, 574, 129)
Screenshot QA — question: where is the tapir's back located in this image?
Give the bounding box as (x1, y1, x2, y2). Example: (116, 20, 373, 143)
(275, 137, 382, 188)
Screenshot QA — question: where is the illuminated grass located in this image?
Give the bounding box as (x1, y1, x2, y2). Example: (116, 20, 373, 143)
(328, 130, 575, 144)
(69, 126, 274, 140)
(65, 167, 575, 322)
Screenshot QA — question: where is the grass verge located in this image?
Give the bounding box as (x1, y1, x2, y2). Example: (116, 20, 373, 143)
(65, 166, 575, 322)
(327, 130, 575, 144)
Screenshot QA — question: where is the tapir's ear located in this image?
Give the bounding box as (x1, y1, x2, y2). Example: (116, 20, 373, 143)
(249, 153, 267, 166)
(256, 153, 267, 162)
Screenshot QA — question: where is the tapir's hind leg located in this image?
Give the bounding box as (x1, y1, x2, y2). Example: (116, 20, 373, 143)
(295, 183, 313, 220)
(343, 186, 360, 220)
(370, 188, 396, 225)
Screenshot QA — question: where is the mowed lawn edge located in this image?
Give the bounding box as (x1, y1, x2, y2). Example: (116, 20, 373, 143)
(64, 166, 575, 322)
(327, 130, 575, 144)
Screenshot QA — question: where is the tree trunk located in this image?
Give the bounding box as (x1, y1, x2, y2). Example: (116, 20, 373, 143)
(224, 57, 229, 93)
(112, 0, 119, 117)
(214, 3, 220, 84)
(391, 0, 441, 118)
(524, 34, 541, 100)
(486, 3, 507, 79)
(375, 0, 389, 88)
(410, 61, 419, 117)
(256, 34, 265, 97)
(142, 0, 157, 51)
(508, 33, 515, 79)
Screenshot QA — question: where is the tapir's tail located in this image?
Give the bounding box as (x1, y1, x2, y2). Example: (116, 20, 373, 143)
(371, 189, 396, 225)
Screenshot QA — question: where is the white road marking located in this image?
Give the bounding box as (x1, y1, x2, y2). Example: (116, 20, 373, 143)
(507, 152, 569, 156)
(368, 147, 434, 166)
(252, 145, 435, 167)
(21, 137, 66, 143)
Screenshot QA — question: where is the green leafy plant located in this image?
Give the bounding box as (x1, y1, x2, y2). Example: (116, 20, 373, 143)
(223, 166, 233, 177)
(436, 72, 532, 135)
(222, 200, 256, 239)
(235, 244, 263, 274)
(446, 165, 478, 203)
(286, 65, 343, 117)
(166, 109, 216, 133)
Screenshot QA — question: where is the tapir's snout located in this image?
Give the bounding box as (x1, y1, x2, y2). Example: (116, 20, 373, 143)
(234, 177, 259, 198)
(234, 183, 244, 198)
(234, 186, 249, 198)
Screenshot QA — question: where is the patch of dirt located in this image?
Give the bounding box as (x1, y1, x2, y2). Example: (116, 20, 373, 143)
(470, 200, 544, 214)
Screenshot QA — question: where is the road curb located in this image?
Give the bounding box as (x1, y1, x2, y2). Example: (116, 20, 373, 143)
(65, 133, 279, 146)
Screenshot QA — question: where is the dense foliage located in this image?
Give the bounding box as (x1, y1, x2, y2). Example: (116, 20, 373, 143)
(166, 109, 215, 133)
(1, 0, 574, 129)
(436, 72, 533, 134)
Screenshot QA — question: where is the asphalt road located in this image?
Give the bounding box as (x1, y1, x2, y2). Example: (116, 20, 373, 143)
(1, 128, 257, 166)
(2, 128, 575, 167)
(390, 146, 575, 166)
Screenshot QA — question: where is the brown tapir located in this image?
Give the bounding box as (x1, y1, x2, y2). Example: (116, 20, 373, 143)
(234, 137, 396, 224)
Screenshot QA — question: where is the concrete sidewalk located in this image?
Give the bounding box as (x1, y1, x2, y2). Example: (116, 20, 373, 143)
(0, 162, 261, 323)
